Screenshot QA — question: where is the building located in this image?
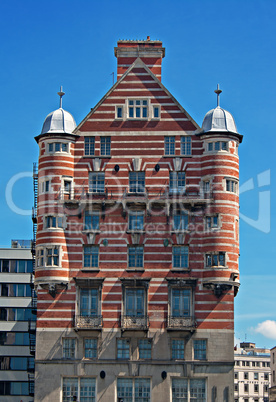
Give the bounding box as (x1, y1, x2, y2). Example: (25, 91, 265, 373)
(270, 346, 276, 400)
(0, 240, 36, 401)
(33, 38, 243, 401)
(234, 342, 270, 402)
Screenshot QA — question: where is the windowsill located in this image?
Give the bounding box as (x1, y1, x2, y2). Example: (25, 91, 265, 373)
(81, 268, 100, 272)
(46, 228, 64, 231)
(126, 192, 146, 196)
(171, 268, 190, 272)
(126, 268, 145, 272)
(87, 192, 106, 196)
(83, 155, 111, 159)
(205, 266, 228, 269)
(48, 152, 70, 156)
(126, 118, 149, 121)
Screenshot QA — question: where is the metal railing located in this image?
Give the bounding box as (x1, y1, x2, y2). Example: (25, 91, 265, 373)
(167, 315, 197, 330)
(121, 315, 149, 330)
(74, 315, 103, 330)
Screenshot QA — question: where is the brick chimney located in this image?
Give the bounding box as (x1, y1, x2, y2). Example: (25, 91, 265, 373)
(114, 37, 165, 82)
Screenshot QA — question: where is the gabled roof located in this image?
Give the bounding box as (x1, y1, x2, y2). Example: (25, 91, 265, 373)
(74, 57, 200, 133)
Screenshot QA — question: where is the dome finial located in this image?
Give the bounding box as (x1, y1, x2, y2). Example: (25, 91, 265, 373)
(214, 84, 222, 107)
(57, 86, 65, 108)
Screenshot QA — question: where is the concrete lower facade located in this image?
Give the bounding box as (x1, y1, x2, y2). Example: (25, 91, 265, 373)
(34, 328, 234, 401)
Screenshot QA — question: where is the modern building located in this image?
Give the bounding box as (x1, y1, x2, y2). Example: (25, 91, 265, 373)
(33, 38, 243, 401)
(234, 342, 270, 402)
(270, 345, 276, 400)
(0, 240, 36, 401)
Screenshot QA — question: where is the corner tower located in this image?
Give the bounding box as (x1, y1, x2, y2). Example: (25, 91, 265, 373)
(34, 88, 77, 296)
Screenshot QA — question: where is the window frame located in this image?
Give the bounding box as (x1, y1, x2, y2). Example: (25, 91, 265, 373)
(84, 136, 95, 156)
(84, 338, 98, 359)
(62, 338, 76, 360)
(48, 141, 69, 154)
(181, 136, 192, 156)
(83, 246, 99, 269)
(62, 377, 96, 402)
(84, 210, 100, 232)
(117, 377, 151, 402)
(205, 214, 219, 231)
(170, 287, 191, 318)
(173, 211, 189, 232)
(100, 136, 111, 156)
(225, 178, 238, 193)
(129, 171, 145, 194)
(46, 246, 60, 267)
(164, 136, 175, 156)
(127, 99, 149, 120)
(125, 287, 145, 318)
(205, 252, 226, 268)
(117, 338, 130, 359)
(169, 171, 185, 194)
(128, 246, 144, 269)
(88, 172, 105, 194)
(115, 105, 124, 120)
(45, 215, 63, 229)
(194, 339, 207, 360)
(138, 339, 152, 360)
(171, 377, 206, 401)
(171, 339, 185, 360)
(128, 211, 144, 232)
(172, 246, 189, 269)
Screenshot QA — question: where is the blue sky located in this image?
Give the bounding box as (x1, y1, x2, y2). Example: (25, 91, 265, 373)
(0, 0, 275, 348)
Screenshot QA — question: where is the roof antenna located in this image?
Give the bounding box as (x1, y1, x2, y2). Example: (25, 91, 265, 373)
(57, 86, 65, 108)
(214, 84, 222, 107)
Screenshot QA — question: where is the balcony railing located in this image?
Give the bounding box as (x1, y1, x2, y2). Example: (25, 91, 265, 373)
(75, 315, 103, 330)
(28, 373, 35, 397)
(167, 315, 197, 330)
(28, 319, 36, 333)
(121, 315, 149, 330)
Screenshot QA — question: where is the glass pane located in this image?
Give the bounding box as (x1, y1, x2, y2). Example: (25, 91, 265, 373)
(117, 378, 132, 401)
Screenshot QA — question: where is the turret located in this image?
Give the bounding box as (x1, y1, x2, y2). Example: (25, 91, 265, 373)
(34, 88, 77, 296)
(197, 85, 243, 298)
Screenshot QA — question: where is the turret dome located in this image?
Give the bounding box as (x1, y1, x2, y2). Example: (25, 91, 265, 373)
(41, 107, 76, 135)
(201, 106, 238, 134)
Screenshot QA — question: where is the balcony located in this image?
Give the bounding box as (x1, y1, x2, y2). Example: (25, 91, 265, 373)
(167, 315, 197, 331)
(28, 373, 35, 397)
(28, 319, 36, 334)
(74, 315, 103, 330)
(121, 315, 149, 331)
(29, 333, 36, 356)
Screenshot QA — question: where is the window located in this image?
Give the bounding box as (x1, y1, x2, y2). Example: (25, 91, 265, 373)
(84, 211, 100, 231)
(172, 378, 206, 402)
(84, 339, 97, 359)
(128, 99, 148, 119)
(207, 141, 228, 152)
(46, 247, 59, 266)
(153, 105, 160, 119)
(48, 142, 68, 153)
(125, 288, 145, 317)
(37, 249, 44, 267)
(244, 384, 249, 392)
(80, 288, 99, 317)
(234, 372, 238, 379)
(194, 340, 207, 360)
(117, 339, 130, 359)
(234, 384, 238, 392)
(246, 360, 250, 366)
(171, 288, 191, 317)
(129, 172, 145, 193)
(169, 172, 185, 194)
(83, 246, 99, 268)
(128, 246, 143, 268)
(0, 284, 8, 296)
(138, 339, 152, 359)
(9, 284, 32, 297)
(164, 136, 175, 155)
(63, 179, 72, 199)
(0, 332, 29, 346)
(264, 372, 269, 380)
(181, 136, 192, 156)
(41, 179, 50, 193)
(226, 179, 238, 193)
(46, 215, 63, 229)
(89, 172, 105, 193)
(205, 215, 219, 230)
(116, 106, 123, 119)
(63, 338, 75, 359)
(254, 372, 258, 380)
(244, 372, 248, 380)
(254, 384, 259, 393)
(172, 339, 185, 359)
(205, 252, 226, 267)
(63, 377, 96, 402)
(0, 381, 29, 395)
(173, 211, 188, 231)
(84, 137, 95, 156)
(117, 378, 150, 402)
(203, 180, 210, 194)
(172, 246, 189, 269)
(100, 136, 111, 156)
(129, 212, 144, 231)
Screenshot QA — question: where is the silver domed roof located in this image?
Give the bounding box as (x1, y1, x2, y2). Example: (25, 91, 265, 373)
(201, 106, 238, 134)
(41, 107, 76, 135)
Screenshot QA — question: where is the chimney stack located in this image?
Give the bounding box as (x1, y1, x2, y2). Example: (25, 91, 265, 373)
(114, 38, 165, 82)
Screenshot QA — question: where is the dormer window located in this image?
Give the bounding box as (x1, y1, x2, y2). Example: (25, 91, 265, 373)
(128, 99, 148, 119)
